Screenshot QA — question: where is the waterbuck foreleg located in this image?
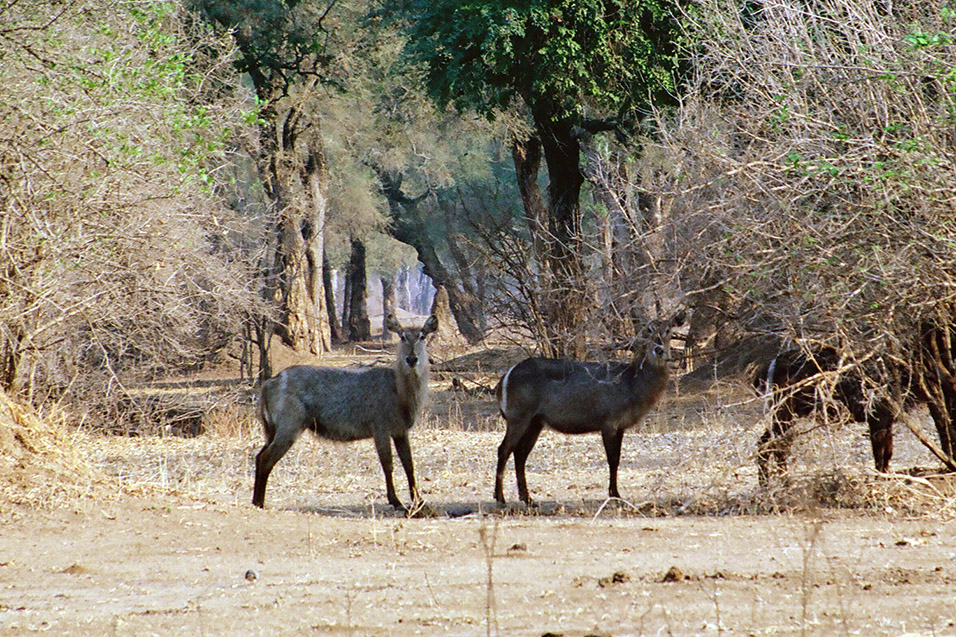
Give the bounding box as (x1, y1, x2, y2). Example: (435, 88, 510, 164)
(373, 432, 403, 510)
(601, 429, 624, 500)
(757, 410, 793, 486)
(392, 433, 421, 505)
(512, 422, 544, 506)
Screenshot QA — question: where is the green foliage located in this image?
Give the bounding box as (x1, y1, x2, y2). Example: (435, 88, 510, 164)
(189, 0, 333, 98)
(399, 0, 685, 122)
(904, 28, 952, 50)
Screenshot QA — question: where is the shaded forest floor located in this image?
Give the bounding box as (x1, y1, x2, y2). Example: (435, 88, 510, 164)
(2, 335, 956, 635)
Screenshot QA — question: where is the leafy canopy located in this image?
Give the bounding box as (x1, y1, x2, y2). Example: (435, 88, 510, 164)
(401, 0, 684, 122)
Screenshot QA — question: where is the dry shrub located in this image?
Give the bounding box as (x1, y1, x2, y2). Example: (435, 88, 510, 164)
(0, 1, 266, 418)
(644, 0, 956, 355)
(205, 402, 259, 441)
(612, 0, 956, 464)
(0, 390, 103, 511)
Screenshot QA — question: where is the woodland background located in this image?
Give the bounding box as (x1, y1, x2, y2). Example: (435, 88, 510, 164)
(2, 0, 956, 464)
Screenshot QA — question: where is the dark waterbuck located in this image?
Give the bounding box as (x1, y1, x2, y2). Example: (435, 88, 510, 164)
(494, 311, 686, 506)
(252, 313, 438, 510)
(751, 346, 898, 484)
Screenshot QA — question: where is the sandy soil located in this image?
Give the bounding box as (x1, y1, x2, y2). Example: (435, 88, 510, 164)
(2, 342, 956, 635)
(3, 491, 956, 635)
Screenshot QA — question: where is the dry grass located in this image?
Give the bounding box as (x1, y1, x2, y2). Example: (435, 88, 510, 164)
(57, 372, 956, 521)
(4, 340, 953, 520)
(4, 357, 956, 636)
(0, 390, 107, 514)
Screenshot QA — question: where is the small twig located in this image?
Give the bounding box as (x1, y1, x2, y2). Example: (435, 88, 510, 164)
(478, 520, 499, 637)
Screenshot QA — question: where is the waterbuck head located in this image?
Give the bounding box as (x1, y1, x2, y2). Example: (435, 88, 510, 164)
(386, 313, 439, 373)
(633, 309, 686, 370)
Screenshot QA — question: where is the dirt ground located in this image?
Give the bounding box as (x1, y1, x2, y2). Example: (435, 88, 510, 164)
(2, 340, 956, 635)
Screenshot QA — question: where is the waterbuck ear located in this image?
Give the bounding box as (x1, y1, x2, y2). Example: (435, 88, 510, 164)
(385, 313, 403, 334)
(421, 314, 438, 336)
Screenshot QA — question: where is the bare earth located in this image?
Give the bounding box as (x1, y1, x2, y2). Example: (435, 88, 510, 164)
(2, 346, 956, 635)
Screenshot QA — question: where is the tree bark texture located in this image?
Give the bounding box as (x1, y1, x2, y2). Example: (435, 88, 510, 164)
(347, 239, 371, 342)
(512, 119, 590, 359)
(249, 93, 331, 377)
(322, 255, 342, 344)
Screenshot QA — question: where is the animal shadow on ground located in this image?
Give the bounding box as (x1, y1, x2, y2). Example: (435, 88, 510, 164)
(289, 497, 678, 519)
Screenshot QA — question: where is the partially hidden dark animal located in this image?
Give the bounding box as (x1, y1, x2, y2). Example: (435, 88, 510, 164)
(751, 346, 897, 484)
(494, 311, 686, 506)
(252, 313, 438, 510)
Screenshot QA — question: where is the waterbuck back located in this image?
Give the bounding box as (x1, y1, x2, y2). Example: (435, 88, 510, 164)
(494, 311, 685, 506)
(252, 313, 438, 510)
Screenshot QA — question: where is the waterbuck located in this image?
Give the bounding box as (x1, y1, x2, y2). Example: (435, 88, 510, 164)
(252, 313, 438, 510)
(751, 346, 897, 485)
(494, 311, 686, 506)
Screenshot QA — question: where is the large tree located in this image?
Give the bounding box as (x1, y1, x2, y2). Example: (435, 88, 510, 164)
(192, 0, 336, 377)
(399, 0, 684, 355)
(316, 8, 504, 344)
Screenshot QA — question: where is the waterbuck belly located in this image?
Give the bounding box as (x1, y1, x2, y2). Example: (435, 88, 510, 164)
(307, 414, 374, 442)
(537, 385, 614, 434)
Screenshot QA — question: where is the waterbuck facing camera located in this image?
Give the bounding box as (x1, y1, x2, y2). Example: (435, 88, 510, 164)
(252, 313, 438, 511)
(494, 310, 686, 506)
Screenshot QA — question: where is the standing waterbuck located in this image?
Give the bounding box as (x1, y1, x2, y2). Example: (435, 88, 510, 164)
(494, 311, 686, 506)
(252, 313, 438, 510)
(751, 346, 902, 485)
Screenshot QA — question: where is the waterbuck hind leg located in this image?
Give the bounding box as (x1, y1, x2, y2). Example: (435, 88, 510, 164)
(392, 433, 421, 504)
(252, 434, 296, 508)
(495, 418, 530, 505)
(512, 422, 544, 506)
(373, 433, 403, 510)
(494, 444, 513, 505)
(601, 429, 625, 500)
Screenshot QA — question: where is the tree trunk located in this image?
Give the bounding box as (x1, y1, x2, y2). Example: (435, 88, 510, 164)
(341, 266, 351, 335)
(323, 255, 342, 344)
(250, 97, 331, 376)
(397, 268, 412, 312)
(347, 239, 371, 342)
(512, 119, 590, 358)
(376, 169, 485, 344)
(381, 276, 396, 341)
(512, 136, 549, 271)
(537, 114, 588, 358)
(283, 132, 331, 356)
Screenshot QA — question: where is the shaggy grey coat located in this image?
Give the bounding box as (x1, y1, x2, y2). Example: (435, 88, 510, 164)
(252, 314, 437, 510)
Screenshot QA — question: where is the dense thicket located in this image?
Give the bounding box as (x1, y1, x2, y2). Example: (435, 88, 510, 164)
(635, 0, 956, 458)
(0, 1, 264, 412)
